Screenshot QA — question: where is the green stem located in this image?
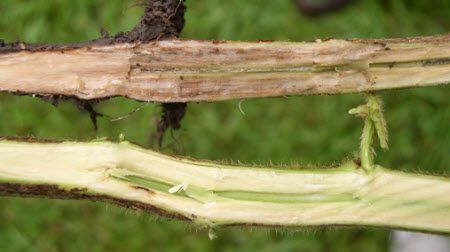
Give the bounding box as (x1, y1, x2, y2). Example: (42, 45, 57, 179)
(350, 94, 388, 172)
(361, 117, 375, 171)
(0, 140, 449, 234)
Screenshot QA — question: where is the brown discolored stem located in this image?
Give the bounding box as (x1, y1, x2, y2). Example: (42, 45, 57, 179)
(0, 35, 449, 102)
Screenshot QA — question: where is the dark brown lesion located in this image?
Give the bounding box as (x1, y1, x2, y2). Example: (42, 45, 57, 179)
(0, 183, 191, 221)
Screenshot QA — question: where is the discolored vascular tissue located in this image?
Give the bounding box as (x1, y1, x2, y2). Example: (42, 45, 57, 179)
(0, 0, 188, 135)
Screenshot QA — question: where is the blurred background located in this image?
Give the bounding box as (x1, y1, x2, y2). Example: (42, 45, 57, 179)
(0, 0, 449, 251)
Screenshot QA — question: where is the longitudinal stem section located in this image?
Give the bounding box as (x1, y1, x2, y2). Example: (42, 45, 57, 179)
(0, 140, 449, 234)
(0, 35, 449, 102)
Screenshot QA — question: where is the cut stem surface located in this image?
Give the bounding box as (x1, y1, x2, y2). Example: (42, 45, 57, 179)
(1, 35, 449, 102)
(0, 140, 449, 233)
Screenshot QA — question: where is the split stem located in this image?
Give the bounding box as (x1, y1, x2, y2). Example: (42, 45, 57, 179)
(1, 35, 449, 102)
(0, 140, 449, 233)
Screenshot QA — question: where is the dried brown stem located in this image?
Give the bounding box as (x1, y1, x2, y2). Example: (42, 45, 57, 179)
(0, 35, 449, 102)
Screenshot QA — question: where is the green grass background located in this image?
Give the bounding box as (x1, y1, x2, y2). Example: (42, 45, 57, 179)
(0, 0, 449, 251)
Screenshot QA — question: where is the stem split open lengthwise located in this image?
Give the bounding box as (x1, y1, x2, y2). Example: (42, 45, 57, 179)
(0, 140, 449, 234)
(0, 35, 449, 102)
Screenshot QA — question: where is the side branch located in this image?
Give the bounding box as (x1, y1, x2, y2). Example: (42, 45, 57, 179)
(0, 35, 449, 102)
(0, 140, 449, 233)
